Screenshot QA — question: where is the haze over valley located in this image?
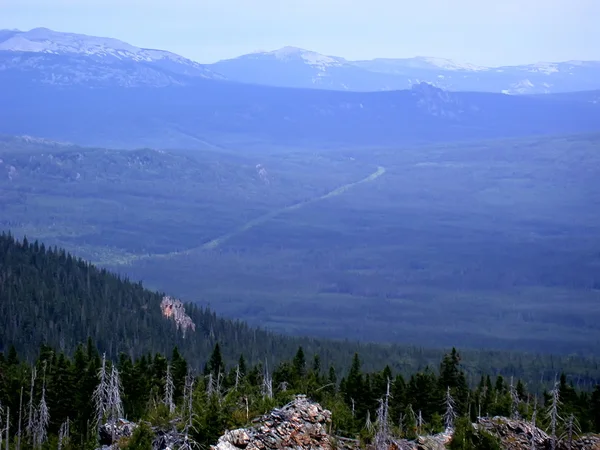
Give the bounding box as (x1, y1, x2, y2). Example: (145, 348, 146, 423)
(1, 26, 600, 356)
(2, 5, 600, 448)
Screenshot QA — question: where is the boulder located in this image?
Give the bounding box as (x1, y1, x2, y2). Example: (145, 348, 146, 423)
(212, 395, 334, 450)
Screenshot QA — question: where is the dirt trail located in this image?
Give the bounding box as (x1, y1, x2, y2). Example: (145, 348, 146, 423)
(136, 165, 386, 261)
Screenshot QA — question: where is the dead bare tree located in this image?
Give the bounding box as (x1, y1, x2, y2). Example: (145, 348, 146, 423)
(374, 378, 392, 448)
(397, 412, 404, 436)
(106, 365, 124, 443)
(404, 404, 416, 439)
(205, 373, 215, 397)
(478, 385, 488, 419)
(182, 370, 195, 429)
(108, 365, 124, 422)
(560, 414, 581, 450)
(530, 397, 538, 450)
(547, 381, 562, 450)
(26, 367, 37, 440)
(510, 377, 520, 420)
(164, 364, 175, 414)
(364, 410, 374, 434)
(443, 387, 457, 431)
(234, 365, 241, 391)
(4, 407, 9, 450)
(93, 353, 109, 429)
(17, 386, 23, 450)
(58, 418, 70, 450)
(261, 362, 273, 400)
(33, 362, 50, 449)
(0, 402, 4, 450)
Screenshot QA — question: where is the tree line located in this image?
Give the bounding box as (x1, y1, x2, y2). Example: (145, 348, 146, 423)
(2, 231, 600, 390)
(1, 342, 599, 450)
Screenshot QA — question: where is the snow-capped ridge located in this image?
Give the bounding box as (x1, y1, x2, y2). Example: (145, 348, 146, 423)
(0, 27, 200, 66)
(252, 46, 346, 69)
(0, 27, 223, 86)
(413, 56, 488, 72)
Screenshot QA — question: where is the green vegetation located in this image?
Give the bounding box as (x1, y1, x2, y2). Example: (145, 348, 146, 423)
(1, 133, 600, 354)
(1, 342, 599, 450)
(4, 232, 600, 387)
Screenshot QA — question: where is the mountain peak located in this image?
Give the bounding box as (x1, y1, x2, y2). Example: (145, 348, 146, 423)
(245, 46, 346, 69)
(0, 27, 223, 86)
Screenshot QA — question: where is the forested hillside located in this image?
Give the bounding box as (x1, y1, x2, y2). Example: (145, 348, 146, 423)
(1, 342, 599, 449)
(3, 134, 600, 355)
(1, 233, 600, 390)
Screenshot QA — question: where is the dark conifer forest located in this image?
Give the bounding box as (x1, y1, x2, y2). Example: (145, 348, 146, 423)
(1, 341, 600, 449)
(2, 233, 600, 448)
(2, 232, 600, 386)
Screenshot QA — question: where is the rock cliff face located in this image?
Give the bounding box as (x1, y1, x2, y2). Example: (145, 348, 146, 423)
(160, 296, 196, 335)
(212, 395, 335, 450)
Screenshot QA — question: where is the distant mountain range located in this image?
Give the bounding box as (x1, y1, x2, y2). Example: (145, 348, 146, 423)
(2, 28, 600, 94)
(1, 81, 599, 150)
(211, 47, 600, 94)
(1, 28, 599, 149)
(0, 28, 222, 87)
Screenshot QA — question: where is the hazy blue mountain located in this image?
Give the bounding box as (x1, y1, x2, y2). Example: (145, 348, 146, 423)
(208, 46, 411, 91)
(1, 28, 599, 149)
(1, 79, 599, 150)
(0, 27, 223, 87)
(211, 47, 600, 94)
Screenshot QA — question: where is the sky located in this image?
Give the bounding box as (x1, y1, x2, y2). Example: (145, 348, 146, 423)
(1, 0, 599, 66)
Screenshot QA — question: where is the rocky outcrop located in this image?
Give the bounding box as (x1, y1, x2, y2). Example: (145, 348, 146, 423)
(211, 395, 334, 450)
(477, 416, 600, 450)
(160, 296, 195, 335)
(97, 418, 193, 450)
(98, 419, 138, 447)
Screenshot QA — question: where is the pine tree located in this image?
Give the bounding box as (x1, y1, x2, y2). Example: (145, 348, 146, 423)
(591, 385, 600, 432)
(205, 344, 225, 379)
(292, 347, 306, 381)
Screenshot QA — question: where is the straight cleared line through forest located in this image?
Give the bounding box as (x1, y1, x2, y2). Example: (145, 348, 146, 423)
(143, 165, 386, 260)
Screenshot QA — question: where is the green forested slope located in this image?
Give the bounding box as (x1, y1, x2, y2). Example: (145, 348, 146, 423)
(1, 232, 600, 389)
(2, 134, 600, 354)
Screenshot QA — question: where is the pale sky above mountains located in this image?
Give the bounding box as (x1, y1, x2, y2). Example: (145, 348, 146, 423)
(1, 0, 598, 66)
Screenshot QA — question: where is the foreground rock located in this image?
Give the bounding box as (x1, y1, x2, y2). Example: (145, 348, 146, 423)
(478, 416, 600, 450)
(212, 395, 335, 450)
(97, 418, 191, 450)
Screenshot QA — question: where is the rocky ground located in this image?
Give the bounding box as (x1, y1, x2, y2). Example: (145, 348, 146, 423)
(211, 395, 336, 450)
(97, 396, 600, 450)
(477, 416, 600, 450)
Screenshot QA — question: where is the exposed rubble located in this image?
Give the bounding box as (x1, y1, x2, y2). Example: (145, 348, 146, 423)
(96, 401, 600, 450)
(98, 419, 138, 447)
(477, 416, 600, 450)
(97, 419, 193, 450)
(160, 296, 196, 335)
(212, 395, 334, 450)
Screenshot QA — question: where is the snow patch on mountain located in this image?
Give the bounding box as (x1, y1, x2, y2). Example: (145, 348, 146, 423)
(414, 56, 488, 72)
(255, 46, 346, 70)
(525, 63, 559, 74)
(0, 27, 202, 67)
